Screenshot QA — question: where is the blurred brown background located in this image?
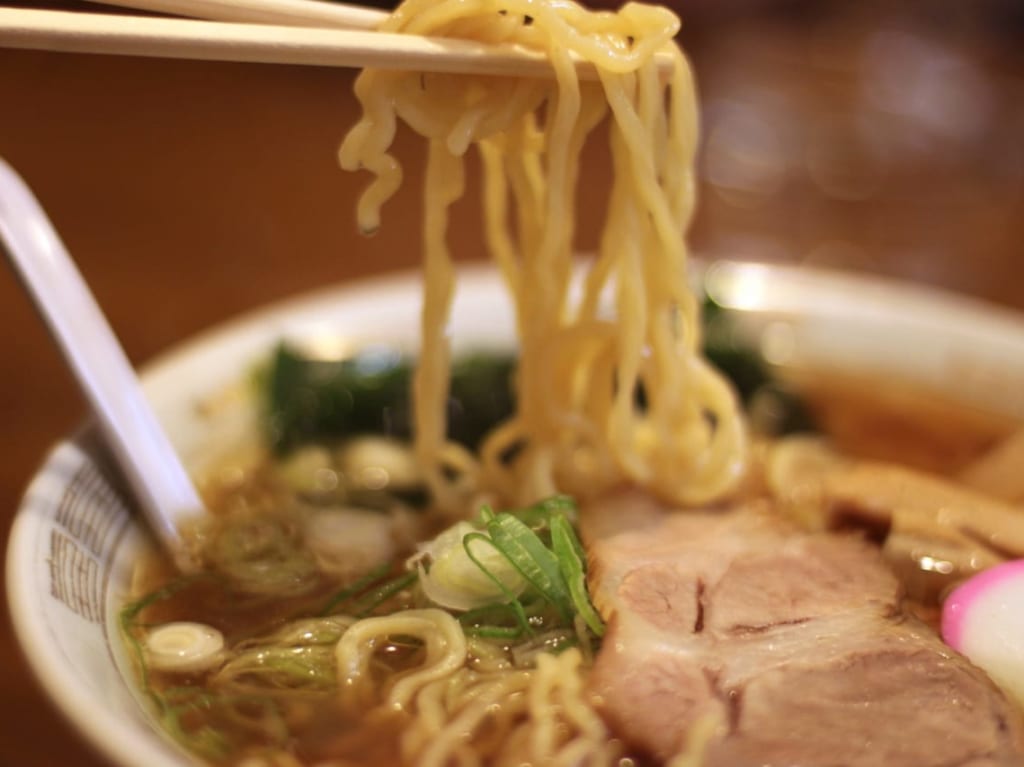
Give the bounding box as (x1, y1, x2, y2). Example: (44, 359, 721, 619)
(1, 0, 1023, 764)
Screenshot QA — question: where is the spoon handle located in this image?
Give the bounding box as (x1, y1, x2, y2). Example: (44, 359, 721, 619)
(0, 158, 202, 572)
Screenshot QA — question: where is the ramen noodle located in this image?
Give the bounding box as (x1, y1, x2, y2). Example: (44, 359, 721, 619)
(339, 0, 747, 514)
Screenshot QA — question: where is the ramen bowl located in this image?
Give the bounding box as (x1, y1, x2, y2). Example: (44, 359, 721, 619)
(8, 261, 1024, 766)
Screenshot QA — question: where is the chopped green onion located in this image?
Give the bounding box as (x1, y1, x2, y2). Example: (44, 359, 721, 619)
(213, 646, 337, 692)
(239, 616, 354, 649)
(550, 514, 605, 637)
(464, 624, 528, 640)
(319, 561, 392, 615)
(510, 494, 579, 531)
(161, 699, 231, 760)
(483, 510, 573, 623)
(461, 531, 532, 636)
(353, 571, 418, 616)
(417, 521, 528, 611)
(206, 513, 318, 596)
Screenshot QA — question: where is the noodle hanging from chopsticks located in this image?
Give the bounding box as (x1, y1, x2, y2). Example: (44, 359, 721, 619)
(339, 0, 747, 513)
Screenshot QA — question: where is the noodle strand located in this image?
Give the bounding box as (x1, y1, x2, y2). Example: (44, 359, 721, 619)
(341, 0, 747, 513)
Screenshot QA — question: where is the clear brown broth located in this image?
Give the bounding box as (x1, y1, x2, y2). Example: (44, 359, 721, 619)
(126, 370, 1022, 766)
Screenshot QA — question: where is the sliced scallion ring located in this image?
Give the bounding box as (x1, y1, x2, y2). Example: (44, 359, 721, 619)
(145, 622, 225, 673)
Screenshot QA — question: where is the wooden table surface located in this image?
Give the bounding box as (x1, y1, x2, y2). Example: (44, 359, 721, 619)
(1, 2, 1023, 765)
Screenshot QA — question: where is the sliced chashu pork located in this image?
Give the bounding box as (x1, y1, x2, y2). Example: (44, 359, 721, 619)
(583, 490, 1024, 766)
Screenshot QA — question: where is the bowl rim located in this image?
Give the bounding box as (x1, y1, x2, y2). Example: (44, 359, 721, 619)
(6, 438, 170, 767)
(9, 260, 1024, 767)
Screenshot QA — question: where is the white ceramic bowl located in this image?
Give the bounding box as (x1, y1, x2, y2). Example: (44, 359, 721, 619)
(9, 262, 1024, 767)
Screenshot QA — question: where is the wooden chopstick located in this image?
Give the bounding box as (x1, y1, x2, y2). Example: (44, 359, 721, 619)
(0, 7, 674, 79)
(81, 0, 387, 30)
